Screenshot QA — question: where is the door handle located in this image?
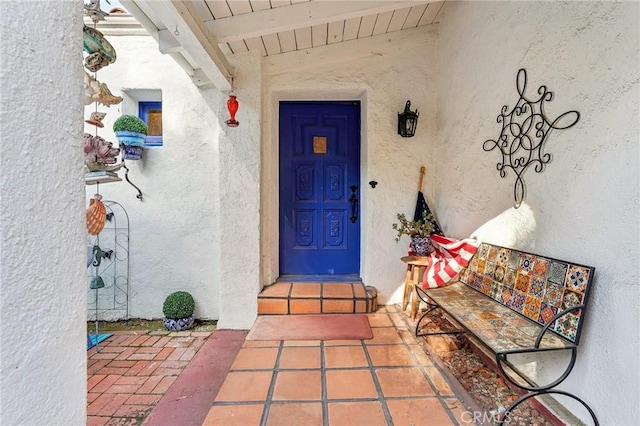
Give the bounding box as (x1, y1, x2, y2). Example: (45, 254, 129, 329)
(349, 185, 359, 223)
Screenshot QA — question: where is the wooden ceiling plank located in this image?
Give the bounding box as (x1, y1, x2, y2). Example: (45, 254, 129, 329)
(327, 20, 344, 45)
(343, 17, 361, 41)
(204, 0, 232, 19)
(431, 0, 447, 24)
(206, 1, 428, 43)
(250, 0, 272, 12)
(270, 0, 291, 8)
(227, 0, 253, 16)
(278, 30, 297, 52)
(357, 14, 377, 38)
(245, 35, 268, 56)
(311, 23, 328, 48)
(403, 4, 427, 28)
(262, 32, 282, 55)
(187, 0, 214, 20)
(219, 42, 233, 55)
(387, 7, 410, 32)
(228, 39, 249, 54)
(294, 27, 312, 50)
(418, 1, 443, 26)
(372, 10, 393, 35)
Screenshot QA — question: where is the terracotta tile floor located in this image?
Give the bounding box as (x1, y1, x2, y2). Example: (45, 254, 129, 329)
(257, 282, 373, 315)
(87, 306, 474, 425)
(203, 306, 472, 425)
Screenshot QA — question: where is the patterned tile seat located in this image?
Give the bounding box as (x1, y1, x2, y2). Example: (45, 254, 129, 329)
(417, 242, 595, 349)
(422, 282, 573, 353)
(414, 242, 598, 423)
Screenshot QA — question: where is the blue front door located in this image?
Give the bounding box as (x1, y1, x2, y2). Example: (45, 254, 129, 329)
(279, 101, 361, 276)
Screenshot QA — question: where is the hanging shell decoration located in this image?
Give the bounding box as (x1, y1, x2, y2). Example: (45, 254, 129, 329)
(84, 133, 123, 172)
(84, 72, 123, 106)
(87, 194, 107, 236)
(83, 26, 116, 63)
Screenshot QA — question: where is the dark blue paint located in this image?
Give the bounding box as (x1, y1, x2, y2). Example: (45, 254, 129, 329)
(279, 101, 361, 276)
(138, 101, 162, 146)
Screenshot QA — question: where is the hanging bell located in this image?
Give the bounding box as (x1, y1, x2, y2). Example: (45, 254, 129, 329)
(89, 276, 105, 289)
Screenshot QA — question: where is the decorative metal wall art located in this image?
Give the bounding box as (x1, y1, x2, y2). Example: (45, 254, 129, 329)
(483, 69, 580, 207)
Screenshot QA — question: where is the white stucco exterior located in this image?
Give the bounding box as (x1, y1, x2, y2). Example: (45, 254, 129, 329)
(84, 34, 221, 321)
(84, 12, 639, 423)
(1, 1, 87, 424)
(434, 2, 639, 424)
(262, 26, 438, 301)
(1, 1, 633, 423)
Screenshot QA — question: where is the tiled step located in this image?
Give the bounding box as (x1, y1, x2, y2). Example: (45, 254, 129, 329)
(258, 282, 378, 315)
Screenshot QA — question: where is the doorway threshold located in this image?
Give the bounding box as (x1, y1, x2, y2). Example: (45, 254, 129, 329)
(277, 274, 362, 283)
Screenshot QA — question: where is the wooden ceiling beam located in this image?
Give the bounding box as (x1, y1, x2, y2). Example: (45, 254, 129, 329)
(206, 1, 429, 43)
(122, 0, 233, 91)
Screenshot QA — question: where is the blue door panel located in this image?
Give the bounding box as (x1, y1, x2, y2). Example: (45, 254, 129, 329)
(279, 101, 360, 276)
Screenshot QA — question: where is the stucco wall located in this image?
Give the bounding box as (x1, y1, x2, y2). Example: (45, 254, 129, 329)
(262, 26, 438, 302)
(216, 50, 263, 330)
(1, 1, 87, 424)
(84, 35, 220, 320)
(434, 1, 639, 423)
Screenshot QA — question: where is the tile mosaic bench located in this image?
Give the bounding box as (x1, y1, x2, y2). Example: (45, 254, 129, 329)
(414, 242, 598, 425)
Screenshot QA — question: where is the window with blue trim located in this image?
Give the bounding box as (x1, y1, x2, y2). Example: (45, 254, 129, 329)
(139, 102, 162, 146)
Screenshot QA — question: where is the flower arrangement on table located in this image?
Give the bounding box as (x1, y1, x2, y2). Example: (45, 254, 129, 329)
(392, 210, 436, 256)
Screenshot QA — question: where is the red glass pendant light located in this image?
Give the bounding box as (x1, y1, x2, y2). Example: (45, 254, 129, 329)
(226, 91, 239, 127)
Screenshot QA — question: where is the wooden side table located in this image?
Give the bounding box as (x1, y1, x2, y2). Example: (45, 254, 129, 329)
(401, 256, 430, 320)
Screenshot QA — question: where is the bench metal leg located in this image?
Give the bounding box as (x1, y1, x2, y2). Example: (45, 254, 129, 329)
(498, 389, 599, 426)
(496, 349, 578, 393)
(496, 348, 598, 425)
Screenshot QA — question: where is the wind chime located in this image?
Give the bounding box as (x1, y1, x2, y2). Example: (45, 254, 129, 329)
(83, 0, 121, 350)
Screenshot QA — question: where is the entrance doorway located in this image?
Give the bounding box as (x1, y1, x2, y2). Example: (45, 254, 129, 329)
(279, 101, 361, 278)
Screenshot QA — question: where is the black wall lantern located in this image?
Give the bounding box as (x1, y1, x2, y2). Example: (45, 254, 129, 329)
(398, 100, 419, 137)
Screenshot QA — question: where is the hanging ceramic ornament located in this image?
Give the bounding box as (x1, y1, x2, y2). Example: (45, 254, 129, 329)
(83, 26, 116, 64)
(85, 111, 106, 128)
(87, 194, 107, 235)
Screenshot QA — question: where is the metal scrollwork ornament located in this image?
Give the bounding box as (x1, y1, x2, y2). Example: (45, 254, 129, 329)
(483, 69, 580, 207)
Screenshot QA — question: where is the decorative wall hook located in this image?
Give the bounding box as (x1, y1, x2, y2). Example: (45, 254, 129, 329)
(122, 161, 143, 201)
(483, 69, 580, 208)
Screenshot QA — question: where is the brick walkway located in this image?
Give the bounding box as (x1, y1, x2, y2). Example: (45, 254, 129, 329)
(87, 330, 212, 425)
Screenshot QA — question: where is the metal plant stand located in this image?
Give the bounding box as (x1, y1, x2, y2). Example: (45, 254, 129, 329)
(87, 201, 130, 350)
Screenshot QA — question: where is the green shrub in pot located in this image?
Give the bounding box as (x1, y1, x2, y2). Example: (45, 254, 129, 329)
(162, 291, 195, 331)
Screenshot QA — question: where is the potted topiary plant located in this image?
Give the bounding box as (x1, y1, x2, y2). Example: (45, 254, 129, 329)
(162, 291, 195, 331)
(113, 114, 147, 160)
(392, 210, 436, 257)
